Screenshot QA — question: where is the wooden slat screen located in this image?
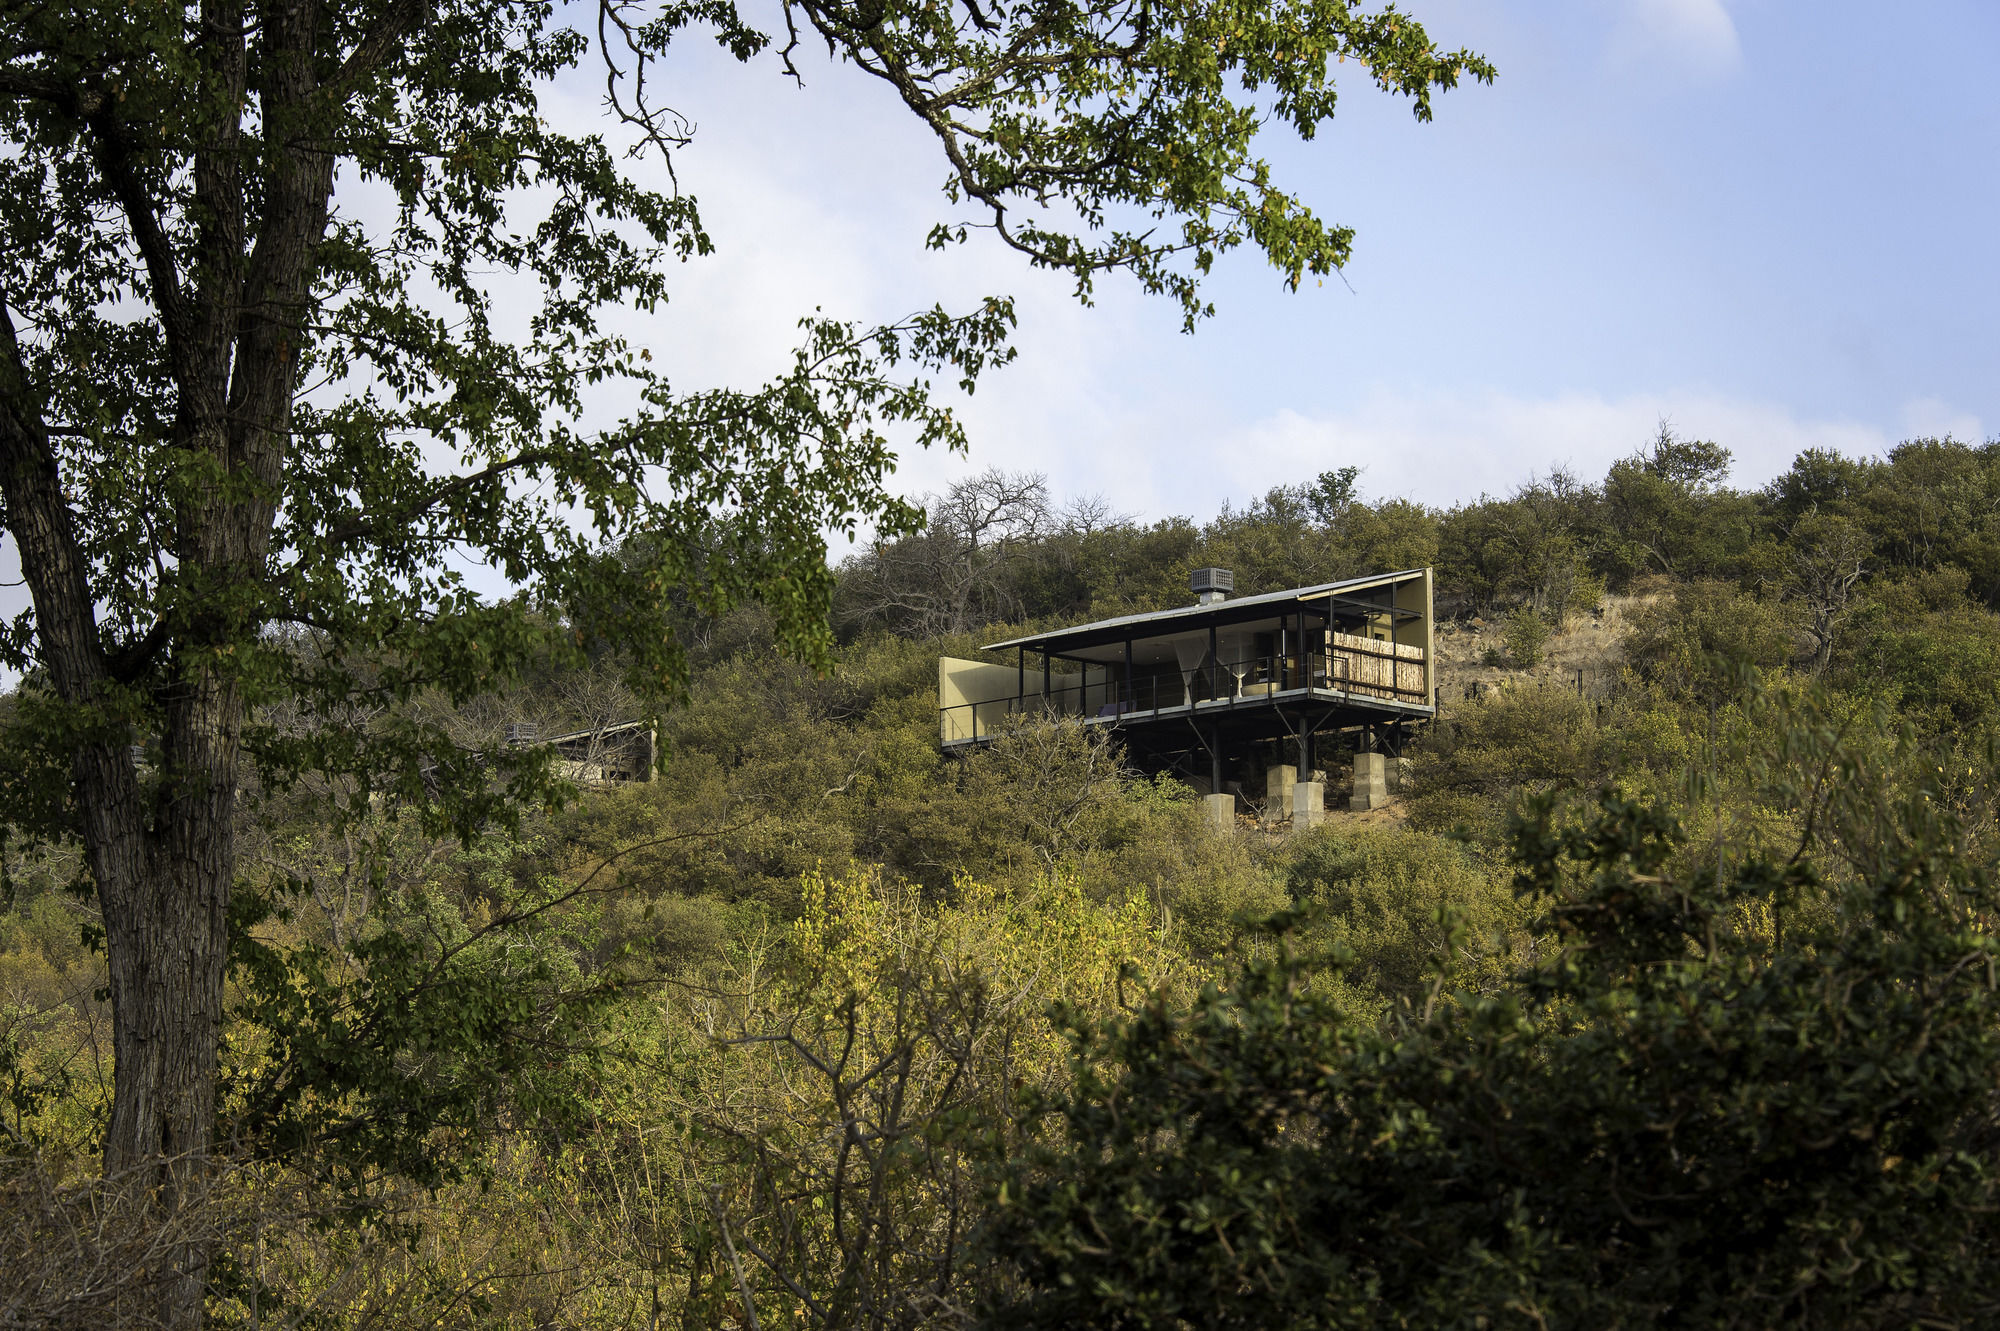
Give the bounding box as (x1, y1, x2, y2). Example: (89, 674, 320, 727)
(1325, 630, 1426, 700)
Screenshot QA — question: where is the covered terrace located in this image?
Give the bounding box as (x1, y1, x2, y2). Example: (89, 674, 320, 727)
(937, 567, 1436, 823)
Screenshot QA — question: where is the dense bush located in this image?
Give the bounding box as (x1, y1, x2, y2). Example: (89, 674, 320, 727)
(988, 708, 2000, 1329)
(10, 436, 2000, 1326)
(1407, 683, 1607, 836)
(1283, 826, 1530, 1016)
(1625, 579, 1800, 700)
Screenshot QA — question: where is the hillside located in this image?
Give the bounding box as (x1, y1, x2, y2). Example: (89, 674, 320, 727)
(7, 432, 2000, 1326)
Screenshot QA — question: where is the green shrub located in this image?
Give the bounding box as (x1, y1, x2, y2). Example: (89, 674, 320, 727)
(1165, 864, 1290, 959)
(987, 758, 2000, 1329)
(592, 893, 732, 970)
(1560, 561, 1605, 622)
(1841, 599, 2000, 738)
(1624, 578, 1798, 701)
(1281, 827, 1526, 1011)
(1410, 684, 1604, 806)
(1502, 606, 1548, 666)
(1400, 788, 1500, 841)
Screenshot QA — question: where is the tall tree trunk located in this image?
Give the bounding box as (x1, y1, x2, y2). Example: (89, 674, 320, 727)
(1, 301, 243, 1326)
(2, 2, 290, 1306)
(96, 676, 240, 1322)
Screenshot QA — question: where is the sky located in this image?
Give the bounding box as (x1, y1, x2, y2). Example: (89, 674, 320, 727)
(580, 0, 2000, 536)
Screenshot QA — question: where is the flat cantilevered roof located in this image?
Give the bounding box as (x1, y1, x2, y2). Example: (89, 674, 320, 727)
(982, 568, 1427, 658)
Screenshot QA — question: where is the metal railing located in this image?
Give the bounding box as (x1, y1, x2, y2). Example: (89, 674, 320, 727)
(939, 644, 1428, 746)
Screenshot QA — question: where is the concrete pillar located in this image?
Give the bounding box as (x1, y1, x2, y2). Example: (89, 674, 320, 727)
(1349, 752, 1389, 812)
(1292, 780, 1324, 831)
(1264, 764, 1297, 822)
(1202, 793, 1235, 831)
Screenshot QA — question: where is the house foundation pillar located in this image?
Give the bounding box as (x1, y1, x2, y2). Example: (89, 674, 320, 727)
(1264, 764, 1297, 823)
(1202, 793, 1235, 832)
(1291, 780, 1324, 831)
(1350, 752, 1389, 812)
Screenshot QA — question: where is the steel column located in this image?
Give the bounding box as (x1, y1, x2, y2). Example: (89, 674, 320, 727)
(1297, 606, 1308, 687)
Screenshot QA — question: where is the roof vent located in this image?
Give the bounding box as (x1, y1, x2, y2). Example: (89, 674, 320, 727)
(1191, 567, 1234, 606)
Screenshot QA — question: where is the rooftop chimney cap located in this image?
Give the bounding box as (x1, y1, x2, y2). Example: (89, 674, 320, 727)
(1191, 567, 1234, 604)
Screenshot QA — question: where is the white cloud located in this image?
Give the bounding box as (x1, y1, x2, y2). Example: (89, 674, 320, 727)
(1608, 0, 1742, 78)
(1899, 396, 1985, 445)
(848, 383, 1911, 531)
(1194, 389, 1888, 513)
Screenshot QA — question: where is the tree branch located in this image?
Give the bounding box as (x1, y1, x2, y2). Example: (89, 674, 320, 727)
(320, 0, 432, 102)
(83, 112, 203, 394)
(0, 293, 110, 698)
(106, 618, 173, 685)
(310, 448, 553, 551)
(0, 68, 88, 105)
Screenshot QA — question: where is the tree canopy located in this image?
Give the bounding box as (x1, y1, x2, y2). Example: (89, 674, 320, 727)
(0, 0, 1490, 1322)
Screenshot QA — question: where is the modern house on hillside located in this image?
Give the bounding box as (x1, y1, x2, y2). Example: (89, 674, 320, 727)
(937, 566, 1435, 827)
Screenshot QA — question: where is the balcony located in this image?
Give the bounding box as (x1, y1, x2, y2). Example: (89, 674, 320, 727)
(937, 568, 1436, 774)
(939, 632, 1427, 747)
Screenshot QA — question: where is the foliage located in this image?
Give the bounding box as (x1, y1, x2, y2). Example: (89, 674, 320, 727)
(1839, 579, 2000, 740)
(220, 826, 622, 1191)
(1777, 509, 1871, 673)
(250, 866, 1194, 1330)
(1406, 683, 1606, 834)
(1598, 425, 1758, 583)
(12, 388, 2000, 1326)
(987, 698, 2000, 1329)
(1436, 467, 1599, 618)
(1, 5, 1495, 1315)
(1283, 826, 1529, 1018)
(850, 435, 2000, 654)
(677, 868, 1187, 1328)
(837, 470, 1056, 637)
(1625, 579, 1799, 702)
(1500, 605, 1547, 666)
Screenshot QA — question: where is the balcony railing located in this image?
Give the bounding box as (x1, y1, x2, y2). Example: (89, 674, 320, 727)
(939, 638, 1427, 746)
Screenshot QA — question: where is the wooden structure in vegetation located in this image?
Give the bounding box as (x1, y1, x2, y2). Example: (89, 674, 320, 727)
(421, 719, 657, 794)
(520, 719, 657, 784)
(938, 567, 1435, 822)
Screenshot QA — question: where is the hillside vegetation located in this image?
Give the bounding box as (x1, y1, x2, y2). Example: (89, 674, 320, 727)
(8, 431, 2000, 1327)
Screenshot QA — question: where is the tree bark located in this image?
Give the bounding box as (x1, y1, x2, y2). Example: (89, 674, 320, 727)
(103, 681, 240, 1321)
(0, 0, 328, 1315)
(0, 305, 243, 1330)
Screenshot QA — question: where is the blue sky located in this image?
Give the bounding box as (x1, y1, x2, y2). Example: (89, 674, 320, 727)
(600, 0, 2000, 530)
(22, 2, 1984, 669)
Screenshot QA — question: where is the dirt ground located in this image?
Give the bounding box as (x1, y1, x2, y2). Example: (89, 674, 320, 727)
(1430, 593, 1650, 704)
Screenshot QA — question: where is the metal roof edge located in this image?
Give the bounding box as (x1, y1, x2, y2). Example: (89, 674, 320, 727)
(542, 718, 653, 747)
(979, 567, 1430, 652)
(1297, 567, 1428, 601)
